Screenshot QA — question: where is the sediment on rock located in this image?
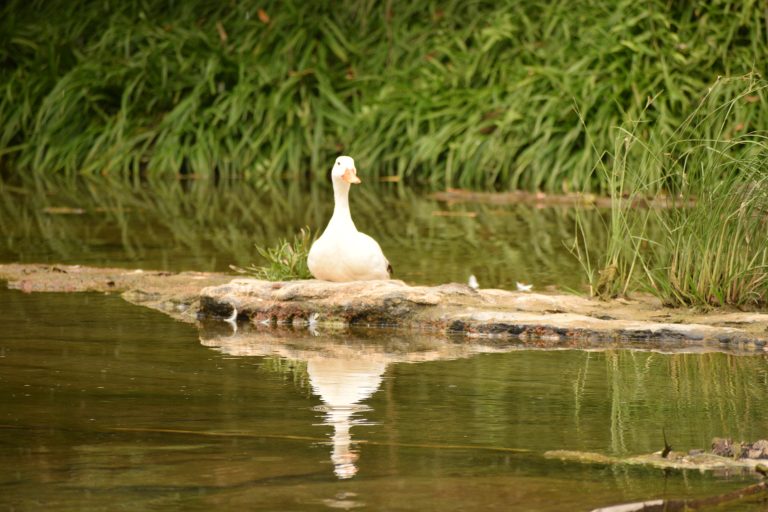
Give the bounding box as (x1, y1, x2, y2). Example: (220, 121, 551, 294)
(0, 263, 231, 322)
(547, 445, 768, 473)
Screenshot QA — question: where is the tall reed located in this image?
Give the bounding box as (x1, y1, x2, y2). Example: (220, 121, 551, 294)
(575, 76, 768, 307)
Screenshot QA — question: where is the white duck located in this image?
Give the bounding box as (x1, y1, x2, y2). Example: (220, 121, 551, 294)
(308, 156, 392, 282)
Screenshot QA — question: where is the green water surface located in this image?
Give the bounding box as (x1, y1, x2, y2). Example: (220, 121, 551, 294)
(0, 177, 598, 290)
(1, 179, 767, 510)
(1, 287, 767, 511)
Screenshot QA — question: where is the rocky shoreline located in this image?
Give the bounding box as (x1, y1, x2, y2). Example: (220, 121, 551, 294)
(2, 263, 768, 351)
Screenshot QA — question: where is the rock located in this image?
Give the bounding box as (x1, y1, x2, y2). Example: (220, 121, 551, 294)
(546, 447, 768, 474)
(591, 499, 665, 512)
(712, 438, 768, 459)
(198, 278, 765, 347)
(0, 263, 230, 322)
(3, 263, 768, 349)
(749, 440, 768, 459)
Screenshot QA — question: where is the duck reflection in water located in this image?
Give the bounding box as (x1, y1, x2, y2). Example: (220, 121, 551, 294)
(199, 323, 510, 479)
(308, 357, 386, 478)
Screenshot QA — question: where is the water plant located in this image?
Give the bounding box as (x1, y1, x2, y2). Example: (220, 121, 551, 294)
(574, 75, 768, 307)
(1, 0, 766, 191)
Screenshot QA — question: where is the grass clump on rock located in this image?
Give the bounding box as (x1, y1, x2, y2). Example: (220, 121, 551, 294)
(231, 228, 313, 281)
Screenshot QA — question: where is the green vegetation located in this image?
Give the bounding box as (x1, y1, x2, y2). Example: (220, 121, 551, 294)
(2, 0, 768, 305)
(574, 76, 768, 307)
(1, 0, 766, 191)
(231, 227, 313, 280)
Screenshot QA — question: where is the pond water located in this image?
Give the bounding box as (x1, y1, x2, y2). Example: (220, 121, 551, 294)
(0, 177, 599, 291)
(2, 287, 768, 510)
(2, 179, 768, 510)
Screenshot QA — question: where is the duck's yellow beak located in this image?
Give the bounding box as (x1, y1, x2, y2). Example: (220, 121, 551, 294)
(342, 167, 361, 184)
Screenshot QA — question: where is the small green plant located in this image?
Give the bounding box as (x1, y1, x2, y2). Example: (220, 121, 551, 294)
(231, 227, 313, 281)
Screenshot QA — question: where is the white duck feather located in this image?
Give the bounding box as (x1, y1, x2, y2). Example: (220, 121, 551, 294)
(308, 156, 391, 282)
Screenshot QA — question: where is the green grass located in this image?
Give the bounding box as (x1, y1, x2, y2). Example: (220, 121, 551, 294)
(1, 0, 766, 191)
(574, 75, 768, 307)
(231, 227, 314, 281)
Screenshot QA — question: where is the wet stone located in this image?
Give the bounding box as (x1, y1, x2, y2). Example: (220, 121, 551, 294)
(3, 263, 768, 349)
(712, 438, 768, 459)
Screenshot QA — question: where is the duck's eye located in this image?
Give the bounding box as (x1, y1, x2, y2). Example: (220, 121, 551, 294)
(335, 162, 339, 166)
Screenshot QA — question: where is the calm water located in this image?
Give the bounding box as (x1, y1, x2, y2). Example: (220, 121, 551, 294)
(2, 287, 768, 511)
(0, 177, 598, 290)
(2, 179, 768, 510)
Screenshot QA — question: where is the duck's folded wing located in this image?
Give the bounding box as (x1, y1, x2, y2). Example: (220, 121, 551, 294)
(350, 233, 390, 280)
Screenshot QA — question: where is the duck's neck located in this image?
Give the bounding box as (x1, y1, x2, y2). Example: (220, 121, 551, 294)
(329, 178, 357, 231)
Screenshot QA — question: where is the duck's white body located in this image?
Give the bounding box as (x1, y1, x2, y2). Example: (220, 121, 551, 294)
(308, 156, 391, 282)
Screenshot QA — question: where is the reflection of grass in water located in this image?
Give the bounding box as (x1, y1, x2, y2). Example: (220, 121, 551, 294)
(667, 353, 767, 438)
(0, 177, 603, 289)
(599, 350, 768, 455)
(0, 176, 320, 270)
(387, 349, 768, 459)
(261, 357, 311, 397)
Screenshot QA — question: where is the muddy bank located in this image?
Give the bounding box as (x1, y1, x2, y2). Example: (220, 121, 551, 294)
(2, 263, 768, 349)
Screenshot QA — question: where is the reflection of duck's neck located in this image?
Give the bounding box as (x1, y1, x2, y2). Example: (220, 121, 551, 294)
(328, 411, 358, 479)
(307, 357, 387, 479)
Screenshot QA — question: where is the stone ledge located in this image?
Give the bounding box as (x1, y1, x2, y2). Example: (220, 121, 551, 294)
(198, 277, 768, 348)
(2, 263, 768, 349)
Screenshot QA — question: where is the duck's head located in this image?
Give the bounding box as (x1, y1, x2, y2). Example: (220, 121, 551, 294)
(331, 156, 361, 184)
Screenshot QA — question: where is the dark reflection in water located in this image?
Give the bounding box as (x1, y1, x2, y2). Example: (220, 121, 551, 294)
(0, 176, 606, 290)
(2, 287, 768, 510)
